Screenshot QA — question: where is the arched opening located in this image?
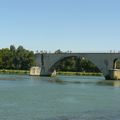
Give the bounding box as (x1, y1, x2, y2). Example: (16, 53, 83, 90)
(113, 58, 120, 69)
(49, 56, 101, 76)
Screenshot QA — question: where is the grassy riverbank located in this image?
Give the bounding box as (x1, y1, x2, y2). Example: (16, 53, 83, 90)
(0, 69, 102, 76)
(57, 71, 102, 76)
(0, 69, 29, 74)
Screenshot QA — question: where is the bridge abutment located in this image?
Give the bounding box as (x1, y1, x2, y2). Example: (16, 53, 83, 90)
(109, 69, 120, 80)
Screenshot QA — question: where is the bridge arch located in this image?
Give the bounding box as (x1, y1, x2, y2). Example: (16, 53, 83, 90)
(48, 55, 103, 77)
(113, 58, 120, 69)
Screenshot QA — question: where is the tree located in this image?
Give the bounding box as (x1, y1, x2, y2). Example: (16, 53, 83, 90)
(0, 45, 35, 70)
(56, 56, 100, 72)
(54, 49, 63, 54)
(10, 45, 16, 52)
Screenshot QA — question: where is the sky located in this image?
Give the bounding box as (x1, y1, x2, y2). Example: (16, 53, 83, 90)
(0, 0, 120, 52)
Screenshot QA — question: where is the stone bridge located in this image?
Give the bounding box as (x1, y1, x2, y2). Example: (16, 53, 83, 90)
(34, 53, 120, 79)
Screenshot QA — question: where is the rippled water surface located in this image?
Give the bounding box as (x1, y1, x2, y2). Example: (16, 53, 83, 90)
(0, 74, 120, 120)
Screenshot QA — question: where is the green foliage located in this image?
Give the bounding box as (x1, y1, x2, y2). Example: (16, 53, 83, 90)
(56, 57, 100, 72)
(0, 69, 29, 74)
(0, 45, 35, 70)
(54, 49, 63, 54)
(57, 71, 102, 76)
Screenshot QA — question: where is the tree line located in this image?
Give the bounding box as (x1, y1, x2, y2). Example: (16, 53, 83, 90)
(56, 57, 100, 72)
(0, 45, 35, 70)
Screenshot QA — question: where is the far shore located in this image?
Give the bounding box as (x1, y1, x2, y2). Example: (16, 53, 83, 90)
(57, 71, 102, 76)
(0, 69, 102, 76)
(0, 69, 29, 74)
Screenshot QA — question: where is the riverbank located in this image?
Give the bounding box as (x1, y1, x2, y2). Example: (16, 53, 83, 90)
(57, 71, 102, 76)
(0, 69, 29, 74)
(0, 69, 102, 76)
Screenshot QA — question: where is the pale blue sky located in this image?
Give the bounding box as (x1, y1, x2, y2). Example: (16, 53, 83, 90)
(0, 0, 120, 52)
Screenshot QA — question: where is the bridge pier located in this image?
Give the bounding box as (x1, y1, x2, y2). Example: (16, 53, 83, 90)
(30, 66, 41, 76)
(109, 69, 120, 80)
(40, 71, 57, 77)
(40, 70, 57, 77)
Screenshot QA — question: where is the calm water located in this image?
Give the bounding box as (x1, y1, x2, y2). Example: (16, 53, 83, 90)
(0, 74, 120, 120)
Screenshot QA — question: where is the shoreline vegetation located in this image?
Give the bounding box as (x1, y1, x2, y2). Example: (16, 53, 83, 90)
(57, 71, 102, 76)
(0, 69, 102, 76)
(0, 69, 29, 74)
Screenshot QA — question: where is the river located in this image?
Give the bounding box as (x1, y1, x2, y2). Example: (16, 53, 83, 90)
(0, 74, 120, 120)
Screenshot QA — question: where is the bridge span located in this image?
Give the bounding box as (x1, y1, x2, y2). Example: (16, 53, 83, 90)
(33, 53, 120, 80)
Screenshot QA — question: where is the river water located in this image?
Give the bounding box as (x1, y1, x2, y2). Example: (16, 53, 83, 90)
(0, 74, 120, 120)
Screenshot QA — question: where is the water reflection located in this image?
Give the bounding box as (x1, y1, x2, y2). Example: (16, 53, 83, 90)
(49, 77, 120, 88)
(97, 80, 120, 87)
(43, 110, 120, 120)
(0, 74, 29, 81)
(47, 77, 102, 85)
(1, 74, 120, 88)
